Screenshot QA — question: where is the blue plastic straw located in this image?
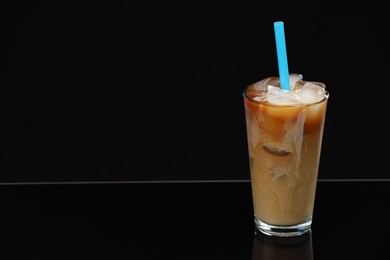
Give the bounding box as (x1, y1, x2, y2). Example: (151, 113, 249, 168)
(274, 21, 290, 91)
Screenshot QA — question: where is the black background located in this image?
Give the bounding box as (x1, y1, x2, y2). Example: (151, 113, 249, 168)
(1, 0, 389, 182)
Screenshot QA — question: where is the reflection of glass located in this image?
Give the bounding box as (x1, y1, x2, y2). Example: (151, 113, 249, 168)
(251, 228, 313, 260)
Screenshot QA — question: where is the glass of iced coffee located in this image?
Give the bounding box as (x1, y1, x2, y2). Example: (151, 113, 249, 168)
(243, 74, 329, 237)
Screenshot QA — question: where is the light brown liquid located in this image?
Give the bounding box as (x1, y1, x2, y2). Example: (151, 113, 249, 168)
(244, 79, 328, 226)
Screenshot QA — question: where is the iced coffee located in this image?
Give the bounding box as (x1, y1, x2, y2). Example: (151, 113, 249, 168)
(243, 74, 328, 236)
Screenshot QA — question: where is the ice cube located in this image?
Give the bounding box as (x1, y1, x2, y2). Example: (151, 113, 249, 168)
(269, 170, 287, 181)
(253, 77, 279, 91)
(289, 73, 303, 89)
(253, 95, 267, 102)
(262, 143, 291, 156)
(298, 82, 326, 104)
(267, 85, 299, 105)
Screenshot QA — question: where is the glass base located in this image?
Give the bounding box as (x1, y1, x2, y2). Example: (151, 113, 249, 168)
(254, 215, 312, 237)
